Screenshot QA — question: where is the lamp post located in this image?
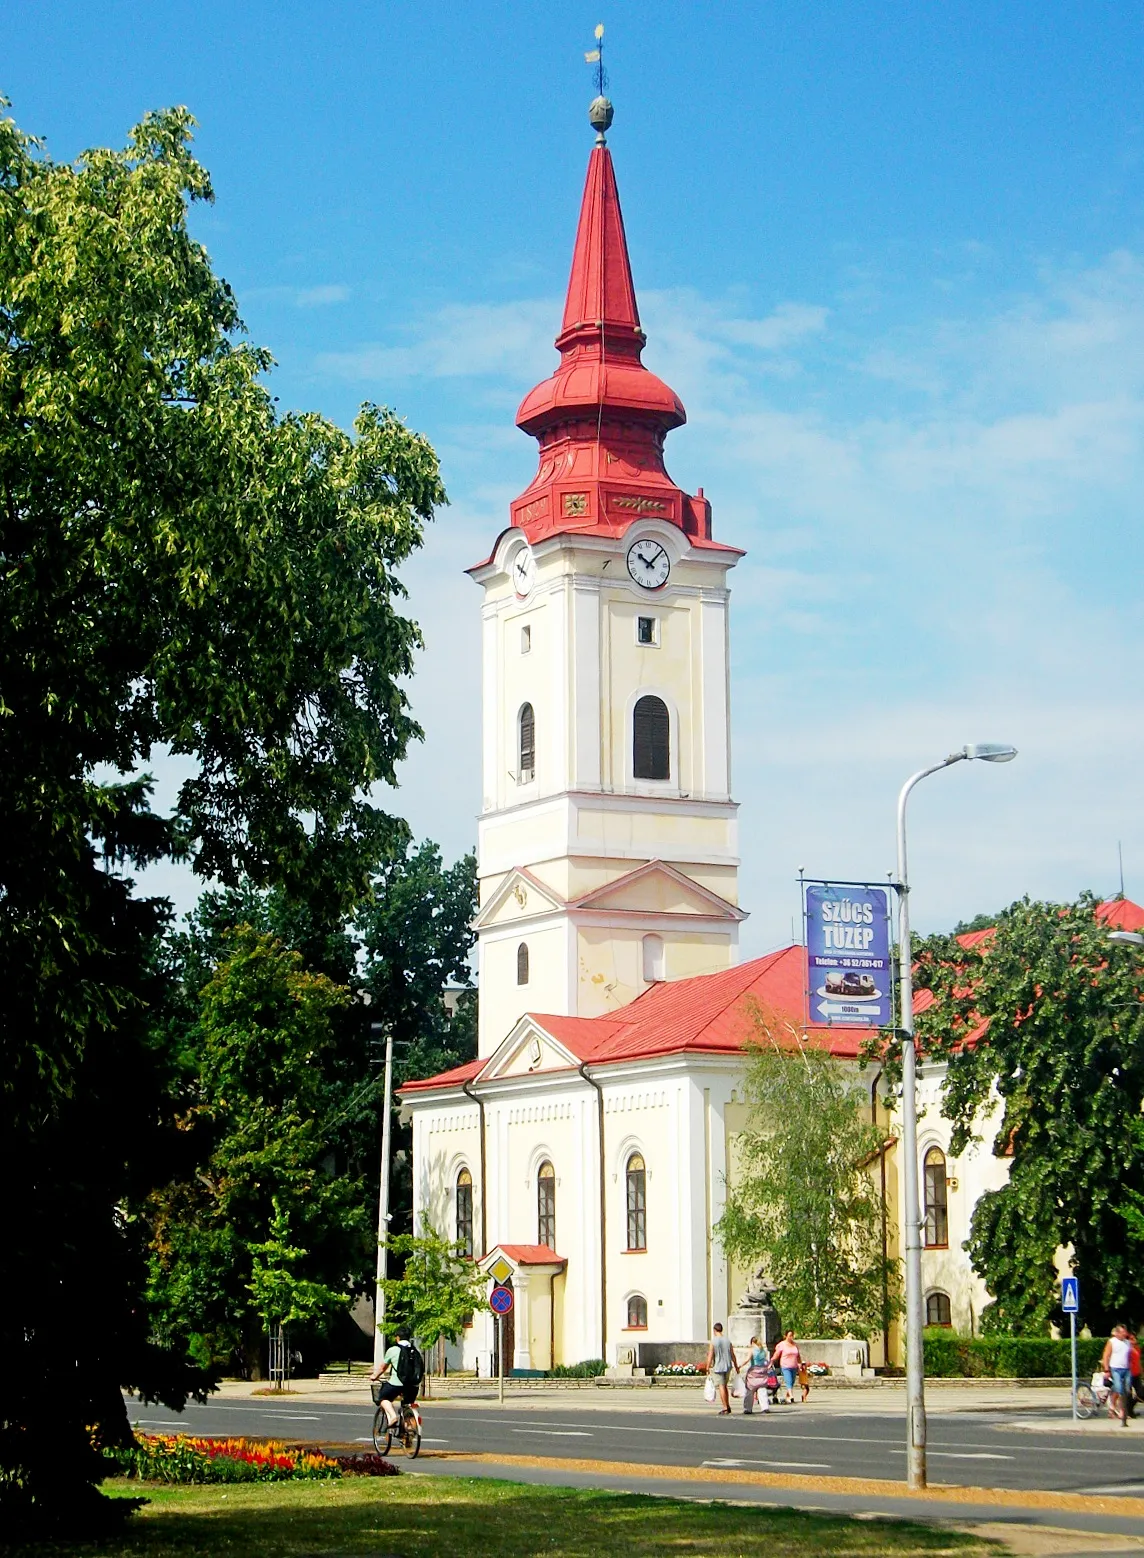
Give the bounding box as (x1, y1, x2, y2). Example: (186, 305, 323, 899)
(896, 741, 1017, 1490)
(372, 1019, 395, 1372)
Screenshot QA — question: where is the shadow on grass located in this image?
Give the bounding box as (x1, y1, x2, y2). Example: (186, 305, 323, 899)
(0, 1475, 1000, 1557)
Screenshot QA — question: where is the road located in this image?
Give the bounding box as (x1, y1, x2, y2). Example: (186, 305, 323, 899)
(124, 1392, 1144, 1499)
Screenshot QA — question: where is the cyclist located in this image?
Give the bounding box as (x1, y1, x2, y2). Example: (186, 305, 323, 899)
(369, 1326, 423, 1429)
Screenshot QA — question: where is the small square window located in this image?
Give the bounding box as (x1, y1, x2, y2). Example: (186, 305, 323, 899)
(521, 624, 531, 653)
(637, 616, 656, 646)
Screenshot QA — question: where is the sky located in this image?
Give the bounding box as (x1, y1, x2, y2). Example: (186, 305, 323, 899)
(7, 2, 1144, 955)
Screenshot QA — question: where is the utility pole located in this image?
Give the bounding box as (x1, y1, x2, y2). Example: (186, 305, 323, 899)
(372, 1019, 395, 1371)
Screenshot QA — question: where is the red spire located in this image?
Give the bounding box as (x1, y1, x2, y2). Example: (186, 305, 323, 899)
(509, 140, 721, 549)
(556, 145, 642, 357)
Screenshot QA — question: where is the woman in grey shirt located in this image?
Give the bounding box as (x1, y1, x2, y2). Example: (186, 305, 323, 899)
(705, 1323, 738, 1416)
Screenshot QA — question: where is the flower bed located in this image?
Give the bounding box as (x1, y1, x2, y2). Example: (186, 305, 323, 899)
(806, 1363, 830, 1377)
(109, 1434, 396, 1484)
(653, 1361, 706, 1376)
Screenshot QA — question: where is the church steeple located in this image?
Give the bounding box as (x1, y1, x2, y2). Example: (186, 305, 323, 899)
(511, 105, 713, 545)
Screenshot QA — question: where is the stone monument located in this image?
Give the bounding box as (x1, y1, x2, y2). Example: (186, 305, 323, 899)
(727, 1269, 782, 1353)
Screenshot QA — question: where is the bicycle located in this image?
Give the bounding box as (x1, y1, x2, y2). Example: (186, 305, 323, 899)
(370, 1387, 422, 1458)
(1074, 1372, 1133, 1422)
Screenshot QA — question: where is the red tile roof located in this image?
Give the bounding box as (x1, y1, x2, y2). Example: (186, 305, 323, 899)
(493, 1244, 566, 1267)
(401, 1057, 483, 1094)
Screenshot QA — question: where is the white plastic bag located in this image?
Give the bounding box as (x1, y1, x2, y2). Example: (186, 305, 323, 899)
(703, 1374, 716, 1402)
(730, 1370, 746, 1399)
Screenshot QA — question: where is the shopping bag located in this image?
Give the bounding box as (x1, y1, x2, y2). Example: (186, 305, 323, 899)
(730, 1370, 746, 1398)
(703, 1374, 716, 1402)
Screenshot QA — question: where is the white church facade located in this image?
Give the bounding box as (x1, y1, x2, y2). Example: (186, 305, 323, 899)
(400, 103, 1144, 1372)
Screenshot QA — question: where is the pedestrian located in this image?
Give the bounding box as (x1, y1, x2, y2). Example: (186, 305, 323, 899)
(704, 1322, 738, 1417)
(1127, 1330, 1142, 1420)
(771, 1328, 803, 1405)
(742, 1334, 771, 1416)
(1101, 1324, 1133, 1426)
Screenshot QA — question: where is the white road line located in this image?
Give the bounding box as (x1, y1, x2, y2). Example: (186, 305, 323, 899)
(512, 1429, 593, 1438)
(703, 1458, 831, 1470)
(261, 1414, 321, 1421)
(890, 1450, 1012, 1461)
(133, 1420, 187, 1428)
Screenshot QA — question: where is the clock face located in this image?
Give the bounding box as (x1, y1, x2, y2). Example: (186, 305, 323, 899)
(511, 544, 536, 598)
(626, 537, 671, 590)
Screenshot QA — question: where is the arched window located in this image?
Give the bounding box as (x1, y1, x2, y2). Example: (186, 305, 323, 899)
(516, 942, 529, 986)
(626, 1152, 647, 1251)
(642, 934, 665, 983)
(626, 1294, 648, 1329)
(455, 1168, 473, 1258)
(633, 695, 669, 781)
(923, 1147, 949, 1247)
(537, 1160, 556, 1249)
(925, 1291, 952, 1327)
(518, 702, 535, 783)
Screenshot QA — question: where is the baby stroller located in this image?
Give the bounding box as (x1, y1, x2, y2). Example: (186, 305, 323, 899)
(742, 1361, 780, 1413)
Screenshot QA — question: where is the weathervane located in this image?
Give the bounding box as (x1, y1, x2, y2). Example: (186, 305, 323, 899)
(584, 23, 614, 144)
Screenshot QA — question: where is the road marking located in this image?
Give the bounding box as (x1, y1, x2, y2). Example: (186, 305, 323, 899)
(513, 1429, 593, 1438)
(133, 1420, 188, 1428)
(890, 1450, 1013, 1461)
(703, 1458, 831, 1470)
(1089, 1484, 1144, 1496)
(260, 1414, 321, 1421)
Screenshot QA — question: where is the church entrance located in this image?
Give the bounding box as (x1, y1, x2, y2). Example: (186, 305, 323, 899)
(495, 1279, 515, 1375)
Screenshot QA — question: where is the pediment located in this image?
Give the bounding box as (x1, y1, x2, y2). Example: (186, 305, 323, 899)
(570, 860, 746, 921)
(474, 868, 567, 931)
(480, 1015, 580, 1083)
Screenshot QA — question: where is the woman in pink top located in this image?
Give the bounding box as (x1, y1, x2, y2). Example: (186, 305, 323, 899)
(771, 1330, 802, 1404)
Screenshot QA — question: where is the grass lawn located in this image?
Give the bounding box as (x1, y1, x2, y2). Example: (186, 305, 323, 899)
(0, 1474, 1002, 1557)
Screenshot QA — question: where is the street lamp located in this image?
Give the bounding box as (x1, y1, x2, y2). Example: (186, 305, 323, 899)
(896, 741, 1017, 1490)
(1108, 931, 1144, 948)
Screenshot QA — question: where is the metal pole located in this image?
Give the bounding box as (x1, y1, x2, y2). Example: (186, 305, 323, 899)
(1070, 1311, 1078, 1421)
(373, 1023, 395, 1371)
(896, 757, 962, 1490)
(498, 1314, 505, 1405)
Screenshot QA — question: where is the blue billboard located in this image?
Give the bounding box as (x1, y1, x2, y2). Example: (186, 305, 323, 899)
(804, 882, 893, 1028)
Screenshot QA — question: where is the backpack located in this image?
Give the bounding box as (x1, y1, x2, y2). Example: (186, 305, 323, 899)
(394, 1340, 425, 1393)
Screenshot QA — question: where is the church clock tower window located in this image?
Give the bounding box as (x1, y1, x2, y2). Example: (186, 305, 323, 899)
(633, 695, 670, 781)
(516, 942, 529, 985)
(537, 1161, 556, 1248)
(518, 702, 535, 783)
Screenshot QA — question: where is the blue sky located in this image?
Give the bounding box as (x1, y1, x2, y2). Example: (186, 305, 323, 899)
(8, 3, 1144, 953)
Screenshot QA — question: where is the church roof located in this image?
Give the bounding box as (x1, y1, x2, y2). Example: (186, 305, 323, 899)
(402, 897, 1144, 1095)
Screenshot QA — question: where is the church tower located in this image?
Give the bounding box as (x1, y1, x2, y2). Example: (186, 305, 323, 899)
(471, 100, 746, 1057)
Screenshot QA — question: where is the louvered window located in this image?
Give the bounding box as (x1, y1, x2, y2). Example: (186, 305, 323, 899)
(519, 703, 535, 782)
(633, 696, 669, 781)
(517, 942, 529, 986)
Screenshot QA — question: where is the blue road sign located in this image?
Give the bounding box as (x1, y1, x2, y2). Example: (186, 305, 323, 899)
(489, 1283, 514, 1315)
(1061, 1276, 1079, 1313)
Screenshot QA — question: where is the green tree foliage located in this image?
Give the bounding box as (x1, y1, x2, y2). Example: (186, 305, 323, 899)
(248, 1199, 349, 1334)
(379, 1227, 489, 1361)
(357, 840, 478, 1230)
(715, 1013, 900, 1339)
(147, 928, 368, 1376)
(914, 895, 1144, 1334)
(0, 99, 443, 1531)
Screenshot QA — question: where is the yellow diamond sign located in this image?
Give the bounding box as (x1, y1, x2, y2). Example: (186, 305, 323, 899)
(489, 1256, 512, 1284)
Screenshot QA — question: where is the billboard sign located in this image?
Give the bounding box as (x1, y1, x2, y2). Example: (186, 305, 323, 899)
(804, 881, 893, 1029)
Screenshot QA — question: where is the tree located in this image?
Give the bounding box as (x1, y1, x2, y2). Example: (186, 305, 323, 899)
(147, 927, 368, 1377)
(0, 99, 443, 1530)
(378, 1226, 489, 1382)
(716, 1010, 900, 1340)
(357, 840, 478, 1231)
(915, 895, 1144, 1334)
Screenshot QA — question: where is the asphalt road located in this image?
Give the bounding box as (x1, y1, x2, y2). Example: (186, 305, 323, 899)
(124, 1394, 1144, 1500)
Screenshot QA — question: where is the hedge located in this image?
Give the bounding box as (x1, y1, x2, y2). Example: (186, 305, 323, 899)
(922, 1330, 1107, 1378)
(549, 1359, 607, 1378)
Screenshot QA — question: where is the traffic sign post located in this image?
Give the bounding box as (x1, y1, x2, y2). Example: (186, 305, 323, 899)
(489, 1283, 514, 1405)
(1062, 1276, 1080, 1419)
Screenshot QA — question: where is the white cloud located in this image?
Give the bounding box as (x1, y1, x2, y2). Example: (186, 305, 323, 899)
(294, 283, 350, 307)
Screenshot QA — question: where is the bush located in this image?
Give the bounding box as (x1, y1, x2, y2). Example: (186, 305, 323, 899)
(922, 1331, 1107, 1378)
(549, 1359, 607, 1378)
